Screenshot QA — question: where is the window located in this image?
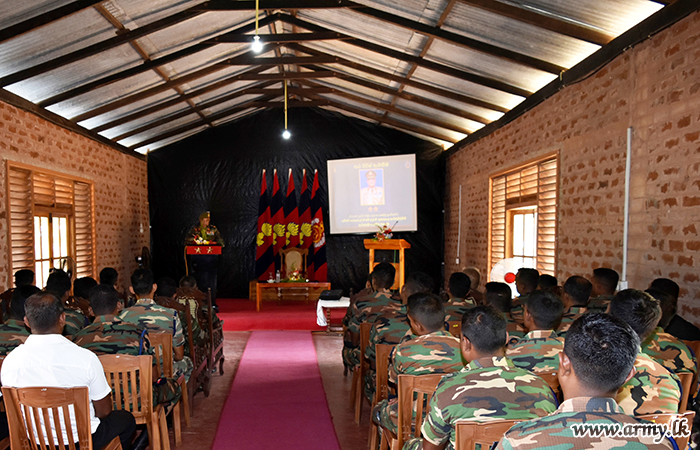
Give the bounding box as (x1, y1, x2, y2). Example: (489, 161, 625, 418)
(489, 155, 557, 275)
(7, 162, 95, 287)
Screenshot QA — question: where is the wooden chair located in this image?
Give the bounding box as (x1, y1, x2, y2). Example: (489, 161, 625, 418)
(454, 419, 520, 450)
(681, 339, 700, 399)
(2, 386, 121, 450)
(173, 287, 211, 405)
(381, 373, 445, 450)
(537, 372, 562, 403)
(369, 343, 395, 450)
(205, 288, 225, 393)
(149, 332, 191, 446)
(638, 410, 695, 449)
(351, 322, 373, 424)
(446, 320, 461, 338)
(677, 371, 693, 413)
(99, 354, 169, 450)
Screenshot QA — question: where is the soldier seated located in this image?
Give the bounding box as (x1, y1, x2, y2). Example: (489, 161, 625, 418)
(484, 282, 525, 341)
(507, 289, 564, 373)
(119, 269, 193, 382)
(403, 305, 558, 450)
(373, 293, 463, 434)
(497, 314, 677, 450)
(443, 272, 475, 322)
(556, 276, 592, 337)
(45, 269, 90, 336)
(0, 285, 39, 355)
(610, 289, 681, 415)
(587, 267, 618, 313)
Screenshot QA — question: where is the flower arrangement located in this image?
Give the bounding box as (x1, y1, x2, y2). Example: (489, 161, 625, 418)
(373, 221, 398, 241)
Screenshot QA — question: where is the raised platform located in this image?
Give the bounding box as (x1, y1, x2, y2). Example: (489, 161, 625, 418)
(218, 298, 346, 332)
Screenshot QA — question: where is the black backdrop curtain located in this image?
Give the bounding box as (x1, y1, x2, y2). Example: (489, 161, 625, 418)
(148, 108, 445, 298)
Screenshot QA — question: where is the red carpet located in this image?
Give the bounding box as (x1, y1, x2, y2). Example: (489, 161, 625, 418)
(212, 331, 341, 450)
(217, 298, 345, 331)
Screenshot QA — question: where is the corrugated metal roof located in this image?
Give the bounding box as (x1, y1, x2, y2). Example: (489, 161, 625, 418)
(0, 0, 684, 154)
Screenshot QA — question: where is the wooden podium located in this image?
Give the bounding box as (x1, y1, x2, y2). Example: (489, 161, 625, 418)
(364, 239, 411, 290)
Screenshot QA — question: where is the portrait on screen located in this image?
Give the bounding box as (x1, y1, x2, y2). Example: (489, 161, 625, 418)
(359, 169, 385, 206)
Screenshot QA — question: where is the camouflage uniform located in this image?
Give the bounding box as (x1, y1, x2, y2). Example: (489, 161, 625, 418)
(72, 315, 182, 413)
(557, 306, 588, 337)
(364, 304, 411, 402)
(587, 294, 614, 313)
(63, 309, 89, 336)
(118, 298, 193, 381)
(617, 351, 681, 415)
(402, 356, 558, 450)
(505, 313, 526, 342)
(642, 326, 696, 375)
(495, 397, 676, 450)
(0, 319, 30, 355)
(443, 297, 475, 322)
(506, 329, 563, 373)
(509, 294, 529, 325)
(342, 291, 400, 369)
(376, 330, 463, 433)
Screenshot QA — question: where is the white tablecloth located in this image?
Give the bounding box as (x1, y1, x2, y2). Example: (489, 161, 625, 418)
(316, 298, 350, 326)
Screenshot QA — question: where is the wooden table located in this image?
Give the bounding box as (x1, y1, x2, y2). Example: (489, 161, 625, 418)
(255, 281, 331, 311)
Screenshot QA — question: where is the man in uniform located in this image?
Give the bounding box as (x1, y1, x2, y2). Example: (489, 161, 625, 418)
(510, 268, 539, 324)
(119, 269, 193, 382)
(609, 289, 681, 415)
(651, 278, 700, 341)
(497, 314, 677, 450)
(443, 272, 475, 322)
(0, 285, 39, 355)
(73, 284, 182, 417)
(342, 263, 399, 370)
(185, 211, 224, 308)
(403, 305, 558, 450)
(461, 267, 483, 305)
(587, 267, 618, 313)
(374, 293, 463, 435)
(364, 272, 433, 402)
(556, 276, 592, 337)
(484, 282, 525, 342)
(360, 170, 385, 205)
(507, 289, 564, 373)
(45, 269, 89, 336)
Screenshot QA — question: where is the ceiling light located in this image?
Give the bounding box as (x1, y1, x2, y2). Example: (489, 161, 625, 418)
(252, 35, 263, 53)
(282, 130, 291, 139)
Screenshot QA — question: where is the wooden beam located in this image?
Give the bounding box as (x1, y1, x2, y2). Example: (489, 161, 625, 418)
(245, 100, 330, 107)
(348, 3, 564, 74)
(287, 43, 507, 113)
(127, 95, 283, 150)
(226, 55, 340, 65)
(37, 15, 280, 107)
(278, 14, 531, 97)
(0, 6, 209, 88)
(298, 80, 471, 134)
(199, 0, 362, 10)
(301, 64, 490, 124)
(209, 31, 348, 43)
(0, 0, 104, 44)
(312, 96, 458, 143)
(457, 0, 613, 46)
(109, 85, 279, 140)
(237, 71, 338, 80)
(244, 87, 334, 94)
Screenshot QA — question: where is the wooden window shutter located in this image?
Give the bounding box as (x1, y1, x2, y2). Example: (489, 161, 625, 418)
(74, 181, 95, 279)
(536, 159, 557, 275)
(7, 166, 34, 273)
(490, 176, 507, 270)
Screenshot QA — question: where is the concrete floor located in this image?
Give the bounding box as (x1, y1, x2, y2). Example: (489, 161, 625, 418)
(168, 331, 369, 450)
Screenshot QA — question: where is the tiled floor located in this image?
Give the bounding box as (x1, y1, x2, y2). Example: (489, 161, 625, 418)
(169, 331, 369, 450)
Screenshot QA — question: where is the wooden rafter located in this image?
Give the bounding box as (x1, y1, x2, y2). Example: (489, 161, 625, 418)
(278, 14, 532, 97)
(225, 55, 340, 65)
(199, 0, 362, 10)
(347, 2, 565, 74)
(209, 31, 348, 43)
(457, 0, 614, 46)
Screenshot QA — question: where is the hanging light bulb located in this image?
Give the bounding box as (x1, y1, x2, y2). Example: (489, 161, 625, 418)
(251, 0, 263, 52)
(282, 79, 291, 139)
(282, 129, 291, 139)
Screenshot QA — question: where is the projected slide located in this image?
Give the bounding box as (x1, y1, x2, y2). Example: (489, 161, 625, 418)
(328, 154, 417, 234)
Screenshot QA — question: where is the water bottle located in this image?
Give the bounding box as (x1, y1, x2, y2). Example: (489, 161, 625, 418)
(275, 270, 280, 282)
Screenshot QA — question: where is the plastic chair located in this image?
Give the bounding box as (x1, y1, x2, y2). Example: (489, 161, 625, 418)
(149, 332, 190, 445)
(454, 419, 520, 450)
(99, 354, 169, 450)
(380, 373, 444, 450)
(369, 343, 395, 450)
(350, 322, 372, 424)
(2, 386, 121, 450)
(638, 410, 695, 450)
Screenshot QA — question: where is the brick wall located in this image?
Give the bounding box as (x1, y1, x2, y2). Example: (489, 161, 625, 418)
(0, 99, 149, 290)
(446, 11, 700, 323)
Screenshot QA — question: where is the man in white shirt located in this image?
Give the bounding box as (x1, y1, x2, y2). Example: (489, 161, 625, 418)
(1, 292, 136, 449)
